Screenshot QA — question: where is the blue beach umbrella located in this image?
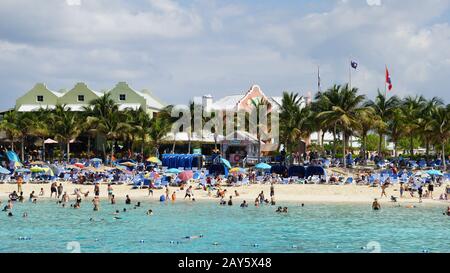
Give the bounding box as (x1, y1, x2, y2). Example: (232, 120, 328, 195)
(220, 158, 232, 169)
(255, 163, 272, 170)
(426, 170, 443, 176)
(166, 168, 182, 174)
(0, 166, 10, 174)
(15, 168, 31, 173)
(90, 158, 103, 163)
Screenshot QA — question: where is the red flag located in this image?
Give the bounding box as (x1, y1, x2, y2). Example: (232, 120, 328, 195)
(385, 67, 393, 91)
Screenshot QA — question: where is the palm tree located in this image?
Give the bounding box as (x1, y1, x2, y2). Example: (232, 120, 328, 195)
(314, 85, 343, 157)
(148, 108, 173, 157)
(51, 105, 81, 161)
(29, 108, 51, 161)
(355, 108, 381, 162)
(249, 97, 271, 163)
(419, 97, 444, 158)
(15, 112, 35, 162)
(428, 105, 449, 169)
(0, 110, 20, 152)
(87, 94, 131, 164)
(387, 108, 405, 157)
(130, 107, 152, 161)
(400, 95, 426, 156)
(317, 84, 369, 167)
(365, 90, 400, 157)
(280, 92, 312, 155)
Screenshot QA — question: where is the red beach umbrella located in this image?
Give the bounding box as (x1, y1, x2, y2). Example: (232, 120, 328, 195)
(178, 170, 193, 182)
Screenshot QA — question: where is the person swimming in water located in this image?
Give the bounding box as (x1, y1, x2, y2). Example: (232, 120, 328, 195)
(372, 198, 381, 210)
(444, 206, 450, 216)
(276, 206, 283, 213)
(92, 196, 100, 211)
(228, 196, 233, 206)
(125, 195, 131, 205)
(240, 200, 248, 207)
(147, 209, 153, 215)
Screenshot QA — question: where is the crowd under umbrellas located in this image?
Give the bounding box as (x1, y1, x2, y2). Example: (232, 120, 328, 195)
(1, 154, 450, 218)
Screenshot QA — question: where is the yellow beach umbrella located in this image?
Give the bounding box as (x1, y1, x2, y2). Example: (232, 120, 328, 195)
(30, 166, 44, 173)
(146, 157, 162, 164)
(229, 167, 241, 173)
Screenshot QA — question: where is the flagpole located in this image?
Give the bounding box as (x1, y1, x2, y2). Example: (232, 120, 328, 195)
(349, 59, 352, 90)
(318, 65, 321, 93)
(384, 65, 387, 98)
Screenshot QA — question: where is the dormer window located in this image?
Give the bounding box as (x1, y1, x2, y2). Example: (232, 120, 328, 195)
(78, 95, 85, 102)
(119, 94, 126, 101)
(36, 95, 44, 102)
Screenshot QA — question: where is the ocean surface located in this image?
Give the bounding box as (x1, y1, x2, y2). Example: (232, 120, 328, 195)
(0, 199, 449, 253)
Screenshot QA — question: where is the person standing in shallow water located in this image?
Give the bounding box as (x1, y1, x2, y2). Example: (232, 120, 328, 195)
(380, 183, 388, 198)
(92, 196, 100, 211)
(107, 184, 113, 201)
(50, 182, 57, 198)
(57, 183, 63, 199)
(94, 184, 100, 197)
(17, 175, 23, 193)
(372, 198, 381, 210)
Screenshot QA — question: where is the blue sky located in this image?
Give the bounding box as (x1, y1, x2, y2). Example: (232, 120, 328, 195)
(0, 0, 449, 109)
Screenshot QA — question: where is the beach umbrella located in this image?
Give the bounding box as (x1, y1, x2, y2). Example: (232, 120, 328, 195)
(74, 163, 85, 169)
(150, 171, 160, 179)
(230, 167, 246, 174)
(166, 168, 182, 174)
(120, 161, 136, 167)
(90, 158, 103, 163)
(15, 168, 30, 173)
(14, 161, 23, 168)
(178, 170, 194, 182)
(146, 156, 162, 165)
(0, 166, 10, 174)
(30, 166, 44, 173)
(44, 138, 58, 144)
(415, 171, 429, 178)
(42, 167, 54, 176)
(426, 170, 443, 176)
(255, 163, 272, 170)
(220, 158, 232, 169)
(30, 161, 46, 165)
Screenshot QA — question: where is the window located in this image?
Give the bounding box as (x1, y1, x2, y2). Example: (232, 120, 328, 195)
(119, 94, 126, 101)
(36, 95, 44, 102)
(78, 95, 85, 102)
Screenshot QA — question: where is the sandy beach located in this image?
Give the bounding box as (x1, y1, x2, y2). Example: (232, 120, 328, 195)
(1, 182, 449, 206)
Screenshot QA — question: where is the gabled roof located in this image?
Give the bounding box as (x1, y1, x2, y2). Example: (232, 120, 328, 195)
(136, 89, 166, 110)
(62, 82, 101, 98)
(211, 95, 243, 110)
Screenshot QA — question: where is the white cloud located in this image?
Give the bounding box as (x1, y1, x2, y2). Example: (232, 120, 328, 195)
(0, 0, 449, 110)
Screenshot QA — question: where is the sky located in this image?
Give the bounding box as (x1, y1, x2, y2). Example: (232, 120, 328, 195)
(1, 0, 450, 109)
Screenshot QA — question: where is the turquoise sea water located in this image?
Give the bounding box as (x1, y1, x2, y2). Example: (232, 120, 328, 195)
(0, 199, 449, 253)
